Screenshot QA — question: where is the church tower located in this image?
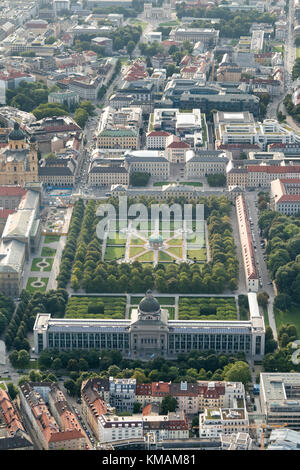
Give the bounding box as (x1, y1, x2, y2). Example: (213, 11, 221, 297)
(28, 135, 38, 181)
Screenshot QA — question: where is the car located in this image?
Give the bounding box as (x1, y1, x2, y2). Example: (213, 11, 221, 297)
(3, 370, 9, 374)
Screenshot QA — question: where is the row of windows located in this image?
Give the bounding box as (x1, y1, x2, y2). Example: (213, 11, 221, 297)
(44, 331, 262, 354)
(168, 334, 252, 352)
(47, 332, 129, 350)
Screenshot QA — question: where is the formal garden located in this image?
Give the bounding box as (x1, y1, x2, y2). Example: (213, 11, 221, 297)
(178, 297, 237, 321)
(65, 296, 127, 319)
(56, 196, 239, 294)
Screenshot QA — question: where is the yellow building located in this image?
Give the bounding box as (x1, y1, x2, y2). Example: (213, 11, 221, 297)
(0, 123, 39, 186)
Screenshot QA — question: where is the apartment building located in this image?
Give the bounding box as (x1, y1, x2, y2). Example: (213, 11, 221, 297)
(199, 399, 248, 438)
(271, 178, 300, 215)
(19, 382, 87, 450)
(68, 77, 103, 101)
(0, 389, 33, 450)
(260, 373, 300, 430)
(236, 194, 259, 292)
(81, 378, 110, 439)
(108, 377, 136, 413)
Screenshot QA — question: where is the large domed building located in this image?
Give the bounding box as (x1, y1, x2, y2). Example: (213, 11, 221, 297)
(0, 122, 38, 186)
(34, 291, 265, 361)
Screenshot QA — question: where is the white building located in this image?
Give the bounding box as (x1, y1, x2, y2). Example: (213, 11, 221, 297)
(199, 399, 249, 439)
(145, 32, 162, 44)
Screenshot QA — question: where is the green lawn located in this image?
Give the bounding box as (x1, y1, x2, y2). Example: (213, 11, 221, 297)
(158, 19, 180, 27)
(167, 247, 182, 258)
(130, 237, 146, 245)
(136, 251, 153, 262)
(104, 246, 125, 260)
(263, 306, 269, 327)
(274, 305, 300, 337)
(187, 249, 206, 261)
(107, 232, 127, 245)
(167, 238, 182, 246)
(44, 235, 60, 244)
(158, 251, 175, 262)
(31, 258, 54, 272)
(41, 247, 56, 257)
(130, 246, 146, 258)
(66, 295, 127, 319)
(26, 277, 48, 293)
(179, 297, 237, 321)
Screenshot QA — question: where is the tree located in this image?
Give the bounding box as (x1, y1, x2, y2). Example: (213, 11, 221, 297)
(64, 379, 77, 396)
(274, 293, 292, 311)
(9, 350, 19, 368)
(161, 395, 178, 414)
(265, 326, 277, 353)
(17, 350, 30, 369)
(257, 291, 269, 308)
(52, 357, 62, 370)
(7, 382, 18, 400)
(74, 108, 89, 128)
(127, 40, 135, 56)
(223, 361, 251, 386)
(133, 402, 142, 413)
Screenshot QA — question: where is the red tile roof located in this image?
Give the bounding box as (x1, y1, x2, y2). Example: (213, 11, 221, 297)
(147, 131, 171, 137)
(167, 141, 190, 149)
(0, 209, 14, 219)
(248, 165, 300, 173)
(0, 186, 26, 197)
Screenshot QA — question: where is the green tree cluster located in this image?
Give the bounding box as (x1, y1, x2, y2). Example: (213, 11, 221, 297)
(6, 81, 49, 113)
(5, 289, 68, 351)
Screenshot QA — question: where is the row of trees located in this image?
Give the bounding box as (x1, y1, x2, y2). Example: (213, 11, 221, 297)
(283, 94, 300, 122)
(258, 209, 300, 303)
(57, 199, 85, 289)
(4, 289, 68, 351)
(176, 5, 276, 38)
(34, 348, 251, 397)
(0, 293, 15, 337)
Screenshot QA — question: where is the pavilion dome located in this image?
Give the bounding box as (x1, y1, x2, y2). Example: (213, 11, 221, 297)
(149, 234, 163, 244)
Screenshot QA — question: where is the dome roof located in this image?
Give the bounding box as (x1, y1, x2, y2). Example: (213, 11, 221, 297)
(9, 122, 25, 141)
(149, 234, 163, 243)
(139, 290, 160, 313)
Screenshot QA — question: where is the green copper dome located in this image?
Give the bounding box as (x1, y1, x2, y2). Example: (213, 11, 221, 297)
(139, 290, 160, 313)
(9, 122, 25, 141)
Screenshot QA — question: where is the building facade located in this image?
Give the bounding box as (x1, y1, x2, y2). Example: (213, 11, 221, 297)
(34, 291, 265, 360)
